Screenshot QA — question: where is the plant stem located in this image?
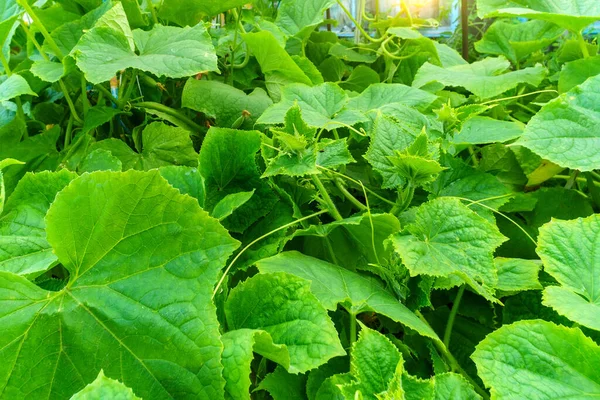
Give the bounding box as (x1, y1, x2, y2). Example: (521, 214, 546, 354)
(95, 84, 119, 105)
(335, 0, 385, 43)
(565, 170, 579, 189)
(58, 80, 83, 124)
(312, 175, 343, 221)
(20, 21, 50, 61)
(585, 172, 600, 209)
(81, 76, 89, 116)
(212, 210, 329, 298)
(390, 184, 415, 214)
(18, 0, 64, 60)
(333, 178, 367, 211)
(349, 311, 357, 348)
(578, 33, 590, 58)
(443, 285, 465, 348)
(120, 71, 138, 107)
(64, 113, 74, 148)
(229, 8, 243, 83)
(416, 311, 490, 400)
(134, 101, 204, 133)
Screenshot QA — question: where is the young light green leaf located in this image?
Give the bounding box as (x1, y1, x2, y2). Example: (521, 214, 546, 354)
(452, 117, 524, 145)
(225, 272, 345, 373)
(30, 58, 76, 83)
(255, 366, 307, 400)
(476, 0, 600, 33)
(94, 1, 135, 51)
(517, 74, 600, 171)
(199, 127, 278, 232)
(537, 215, 600, 330)
(0, 74, 36, 102)
(0, 171, 239, 399)
(182, 79, 272, 129)
(475, 19, 564, 64)
(257, 83, 366, 129)
(473, 320, 600, 399)
(390, 198, 507, 302)
(212, 190, 255, 221)
(70, 370, 141, 400)
(0, 170, 76, 277)
(495, 258, 542, 292)
(413, 57, 546, 99)
(255, 251, 441, 343)
(432, 373, 481, 400)
(73, 24, 218, 84)
(221, 329, 289, 400)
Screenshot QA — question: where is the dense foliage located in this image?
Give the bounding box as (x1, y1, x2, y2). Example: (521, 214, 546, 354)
(0, 0, 600, 398)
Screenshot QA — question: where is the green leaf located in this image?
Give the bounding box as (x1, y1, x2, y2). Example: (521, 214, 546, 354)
(82, 106, 128, 135)
(182, 79, 272, 129)
(495, 258, 542, 292)
(293, 213, 401, 271)
(263, 148, 319, 178)
(516, 73, 600, 171)
(255, 252, 442, 343)
(199, 127, 278, 232)
(257, 83, 366, 129)
(225, 272, 345, 373)
(431, 373, 481, 400)
(78, 149, 123, 173)
(413, 57, 546, 99)
(430, 156, 513, 216)
(558, 56, 600, 93)
(71, 370, 141, 400)
(537, 215, 600, 330)
(316, 138, 355, 169)
(340, 65, 380, 93)
(221, 329, 289, 400)
(346, 83, 438, 113)
(30, 58, 76, 83)
(94, 2, 135, 51)
(91, 122, 198, 170)
(475, 19, 564, 64)
(473, 320, 600, 399)
(387, 133, 444, 187)
(160, 0, 251, 26)
(0, 75, 36, 102)
(275, 0, 336, 38)
(0, 16, 19, 74)
(0, 170, 76, 277)
(344, 326, 403, 399)
(452, 117, 524, 145)
(158, 166, 205, 207)
(0, 158, 23, 215)
(365, 115, 422, 189)
(329, 43, 379, 64)
(476, 0, 600, 32)
(0, 171, 239, 399)
(73, 24, 218, 84)
(244, 31, 312, 101)
(256, 366, 308, 400)
(212, 190, 255, 221)
(390, 198, 507, 301)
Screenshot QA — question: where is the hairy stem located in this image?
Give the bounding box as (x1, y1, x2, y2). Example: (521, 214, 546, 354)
(134, 101, 204, 133)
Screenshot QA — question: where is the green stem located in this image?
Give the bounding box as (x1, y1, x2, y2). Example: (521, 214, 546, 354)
(416, 311, 490, 400)
(81, 76, 89, 117)
(120, 71, 138, 107)
(443, 286, 465, 348)
(349, 312, 357, 349)
(312, 175, 343, 221)
(565, 170, 579, 190)
(58, 80, 83, 124)
(229, 8, 243, 83)
(585, 172, 600, 210)
(20, 21, 50, 61)
(333, 178, 367, 211)
(578, 33, 590, 58)
(212, 210, 329, 298)
(134, 101, 204, 133)
(335, 0, 385, 43)
(554, 174, 600, 187)
(149, 1, 159, 24)
(95, 84, 119, 105)
(18, 0, 64, 60)
(391, 184, 415, 214)
(64, 113, 74, 148)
